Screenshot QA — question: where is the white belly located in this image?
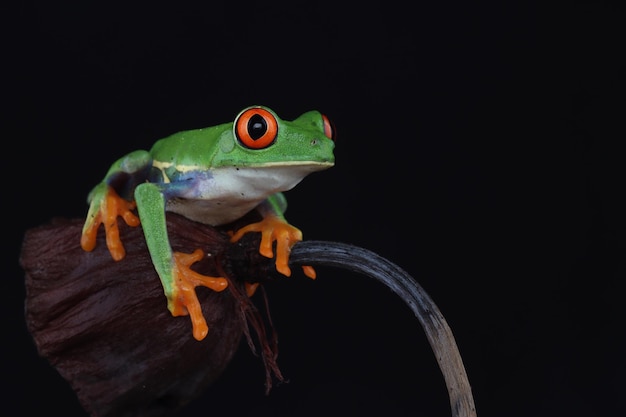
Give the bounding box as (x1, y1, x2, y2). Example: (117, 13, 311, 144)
(164, 165, 321, 225)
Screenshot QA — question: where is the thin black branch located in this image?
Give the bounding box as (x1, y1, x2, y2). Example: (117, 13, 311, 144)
(289, 241, 477, 417)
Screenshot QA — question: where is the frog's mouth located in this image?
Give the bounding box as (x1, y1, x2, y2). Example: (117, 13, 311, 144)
(242, 160, 335, 170)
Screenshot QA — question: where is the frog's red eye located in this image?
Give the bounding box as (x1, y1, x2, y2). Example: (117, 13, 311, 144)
(235, 107, 278, 149)
(322, 114, 336, 141)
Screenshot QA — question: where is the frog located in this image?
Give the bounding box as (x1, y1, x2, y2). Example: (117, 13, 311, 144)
(80, 105, 335, 340)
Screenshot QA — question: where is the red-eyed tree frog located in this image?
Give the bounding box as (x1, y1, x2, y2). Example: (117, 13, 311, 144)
(80, 106, 335, 340)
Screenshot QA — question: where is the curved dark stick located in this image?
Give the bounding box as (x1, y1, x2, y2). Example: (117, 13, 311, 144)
(290, 241, 477, 417)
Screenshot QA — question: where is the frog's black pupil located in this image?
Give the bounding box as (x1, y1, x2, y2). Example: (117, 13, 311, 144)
(248, 114, 267, 140)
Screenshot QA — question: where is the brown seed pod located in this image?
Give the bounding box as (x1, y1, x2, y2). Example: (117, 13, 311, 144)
(21, 213, 282, 417)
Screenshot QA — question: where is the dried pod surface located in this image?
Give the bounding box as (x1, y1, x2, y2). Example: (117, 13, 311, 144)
(21, 215, 255, 417)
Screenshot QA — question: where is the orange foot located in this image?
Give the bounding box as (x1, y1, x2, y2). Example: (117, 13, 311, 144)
(230, 215, 316, 279)
(170, 249, 229, 341)
(81, 186, 140, 261)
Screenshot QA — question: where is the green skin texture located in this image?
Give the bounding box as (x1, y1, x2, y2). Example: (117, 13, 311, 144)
(83, 105, 335, 307)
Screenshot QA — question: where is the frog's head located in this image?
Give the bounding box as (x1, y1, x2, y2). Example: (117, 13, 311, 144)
(213, 105, 335, 172)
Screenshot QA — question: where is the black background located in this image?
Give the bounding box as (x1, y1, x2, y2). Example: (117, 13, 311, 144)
(6, 1, 625, 416)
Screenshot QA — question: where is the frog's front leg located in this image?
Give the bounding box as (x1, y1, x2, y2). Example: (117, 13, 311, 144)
(81, 150, 153, 260)
(230, 194, 316, 280)
(134, 183, 228, 341)
(81, 183, 140, 260)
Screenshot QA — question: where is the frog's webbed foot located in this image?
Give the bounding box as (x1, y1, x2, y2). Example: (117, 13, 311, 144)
(170, 249, 229, 341)
(230, 215, 316, 280)
(81, 186, 140, 261)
